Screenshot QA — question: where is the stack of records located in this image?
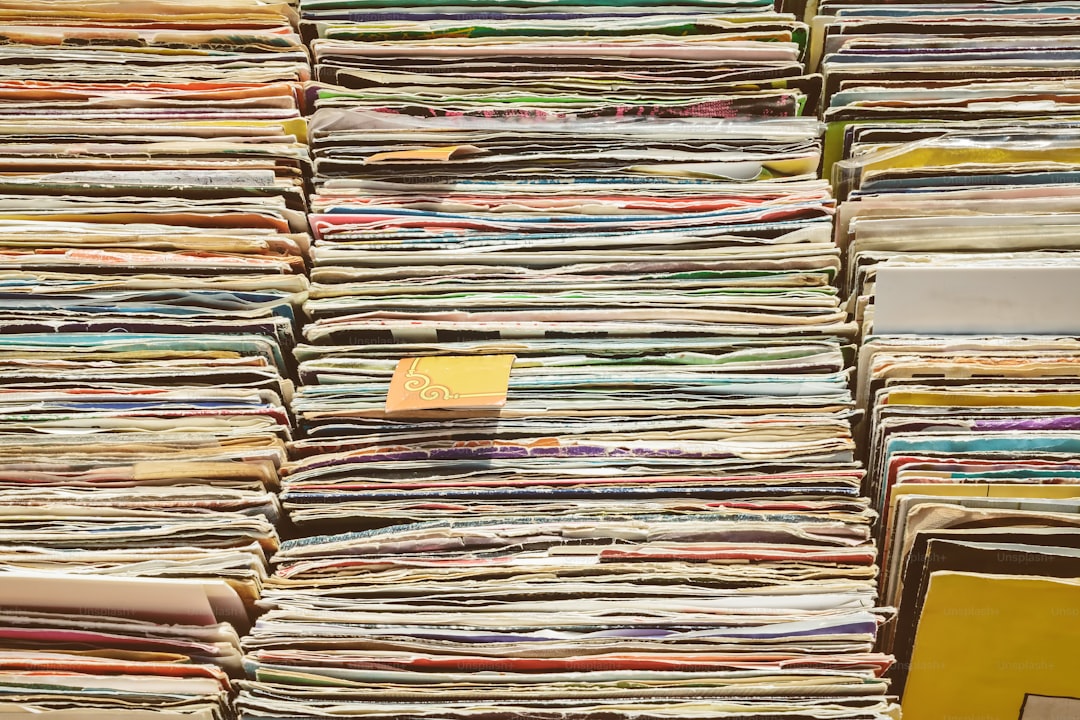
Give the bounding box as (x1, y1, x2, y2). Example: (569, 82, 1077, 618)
(842, 133, 1080, 720)
(0, 1, 310, 717)
(301, 0, 822, 120)
(0, 573, 248, 720)
(238, 1, 898, 719)
(837, 131, 1080, 339)
(814, 2, 1080, 716)
(858, 331, 1080, 718)
(816, 0, 1080, 188)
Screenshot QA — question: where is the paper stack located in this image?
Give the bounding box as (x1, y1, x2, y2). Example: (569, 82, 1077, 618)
(815, 2, 1080, 717)
(237, 1, 898, 718)
(0, 1, 311, 717)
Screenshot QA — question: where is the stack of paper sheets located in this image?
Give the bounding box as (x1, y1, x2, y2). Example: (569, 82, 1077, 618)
(235, 2, 899, 719)
(813, 3, 1080, 716)
(0, 1, 310, 717)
